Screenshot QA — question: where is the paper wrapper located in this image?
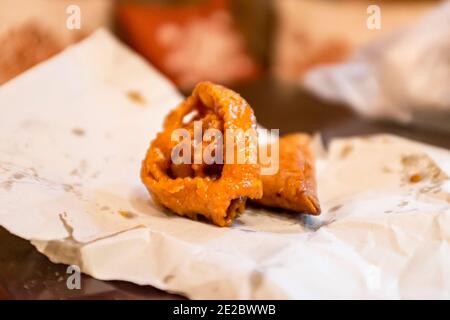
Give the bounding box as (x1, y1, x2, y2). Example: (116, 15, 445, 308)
(1, 30, 450, 299)
(303, 1, 450, 132)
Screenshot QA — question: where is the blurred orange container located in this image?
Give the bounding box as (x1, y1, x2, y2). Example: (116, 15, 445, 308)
(117, 0, 260, 89)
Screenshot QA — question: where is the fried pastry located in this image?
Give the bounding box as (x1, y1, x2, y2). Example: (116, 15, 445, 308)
(255, 133, 320, 215)
(141, 81, 262, 227)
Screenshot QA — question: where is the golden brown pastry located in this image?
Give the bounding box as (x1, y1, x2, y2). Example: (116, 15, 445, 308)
(255, 133, 320, 215)
(141, 81, 262, 227)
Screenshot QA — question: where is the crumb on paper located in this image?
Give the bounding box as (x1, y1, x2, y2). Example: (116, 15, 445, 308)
(13, 173, 25, 180)
(100, 205, 110, 211)
(118, 210, 137, 219)
(72, 128, 85, 136)
(382, 166, 393, 173)
(339, 144, 353, 159)
(401, 154, 449, 184)
(63, 184, 74, 192)
(126, 90, 146, 105)
(409, 173, 423, 183)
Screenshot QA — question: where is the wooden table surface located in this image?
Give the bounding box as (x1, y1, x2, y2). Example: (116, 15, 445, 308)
(1, 78, 449, 300)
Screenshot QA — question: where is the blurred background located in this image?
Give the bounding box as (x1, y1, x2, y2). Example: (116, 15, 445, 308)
(0, 0, 449, 138)
(0, 0, 440, 87)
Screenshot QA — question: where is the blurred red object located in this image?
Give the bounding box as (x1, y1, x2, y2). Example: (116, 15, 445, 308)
(117, 0, 260, 89)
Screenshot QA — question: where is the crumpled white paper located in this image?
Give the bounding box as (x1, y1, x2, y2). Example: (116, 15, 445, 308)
(1, 30, 450, 299)
(303, 1, 450, 130)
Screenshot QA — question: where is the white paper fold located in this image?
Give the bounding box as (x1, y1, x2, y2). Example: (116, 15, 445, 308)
(1, 30, 449, 299)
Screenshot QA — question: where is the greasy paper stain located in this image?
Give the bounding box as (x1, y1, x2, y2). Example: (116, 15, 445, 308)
(163, 274, 175, 283)
(339, 144, 354, 159)
(72, 128, 85, 136)
(69, 160, 88, 178)
(126, 90, 146, 106)
(401, 154, 448, 183)
(13, 173, 25, 180)
(62, 183, 82, 198)
(382, 166, 393, 173)
(329, 204, 343, 212)
(1, 181, 12, 191)
(1, 170, 33, 191)
(118, 210, 137, 219)
(250, 270, 263, 290)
